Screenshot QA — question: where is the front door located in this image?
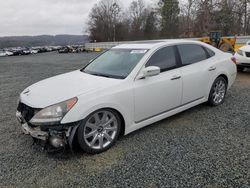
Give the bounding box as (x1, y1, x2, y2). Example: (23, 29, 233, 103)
(134, 46, 182, 123)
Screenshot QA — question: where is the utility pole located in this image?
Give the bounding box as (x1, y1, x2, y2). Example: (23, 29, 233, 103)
(112, 2, 120, 42)
(244, 0, 247, 35)
(113, 24, 116, 42)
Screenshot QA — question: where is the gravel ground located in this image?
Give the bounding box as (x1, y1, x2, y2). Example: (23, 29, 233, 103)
(0, 52, 249, 188)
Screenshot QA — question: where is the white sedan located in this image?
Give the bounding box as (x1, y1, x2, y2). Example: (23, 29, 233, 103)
(234, 45, 250, 71)
(0, 51, 7, 57)
(16, 40, 237, 154)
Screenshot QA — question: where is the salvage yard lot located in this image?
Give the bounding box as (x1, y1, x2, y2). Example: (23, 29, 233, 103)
(0, 52, 249, 187)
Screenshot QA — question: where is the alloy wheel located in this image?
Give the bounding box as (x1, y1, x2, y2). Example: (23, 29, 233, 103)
(83, 110, 118, 150)
(212, 79, 226, 105)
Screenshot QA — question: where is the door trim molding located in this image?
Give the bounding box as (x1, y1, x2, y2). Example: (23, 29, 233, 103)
(135, 97, 204, 124)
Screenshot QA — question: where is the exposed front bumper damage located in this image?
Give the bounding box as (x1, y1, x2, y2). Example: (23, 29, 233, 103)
(16, 110, 80, 153)
(21, 123, 48, 140)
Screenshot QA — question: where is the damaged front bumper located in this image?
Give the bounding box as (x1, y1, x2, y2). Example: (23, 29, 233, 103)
(16, 110, 80, 152)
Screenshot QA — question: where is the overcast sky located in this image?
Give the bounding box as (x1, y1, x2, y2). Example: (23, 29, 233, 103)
(0, 0, 155, 37)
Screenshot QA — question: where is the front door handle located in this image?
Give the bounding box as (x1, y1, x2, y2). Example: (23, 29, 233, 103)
(208, 66, 216, 71)
(171, 75, 181, 80)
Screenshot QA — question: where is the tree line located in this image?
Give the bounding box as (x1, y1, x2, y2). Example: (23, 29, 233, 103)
(87, 0, 250, 42)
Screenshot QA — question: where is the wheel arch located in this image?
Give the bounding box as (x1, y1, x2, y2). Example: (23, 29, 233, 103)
(111, 108, 126, 136)
(68, 106, 126, 151)
(206, 73, 229, 99)
(217, 74, 229, 86)
(93, 107, 126, 136)
(207, 73, 229, 106)
(68, 105, 127, 136)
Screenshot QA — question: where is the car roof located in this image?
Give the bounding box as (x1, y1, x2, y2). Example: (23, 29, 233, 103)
(112, 39, 198, 50)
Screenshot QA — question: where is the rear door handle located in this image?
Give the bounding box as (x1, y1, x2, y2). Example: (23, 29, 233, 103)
(171, 75, 181, 80)
(208, 66, 216, 71)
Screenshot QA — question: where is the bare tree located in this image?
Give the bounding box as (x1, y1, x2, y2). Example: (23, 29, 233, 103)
(186, 0, 196, 36)
(88, 0, 121, 42)
(179, 0, 196, 37)
(144, 9, 159, 39)
(129, 0, 147, 40)
(87, 0, 250, 41)
(159, 0, 180, 38)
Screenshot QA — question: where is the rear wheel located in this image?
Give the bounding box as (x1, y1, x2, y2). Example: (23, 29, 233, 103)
(77, 109, 121, 154)
(219, 43, 231, 52)
(208, 77, 227, 106)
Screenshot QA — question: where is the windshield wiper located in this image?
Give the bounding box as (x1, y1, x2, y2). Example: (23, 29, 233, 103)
(89, 73, 112, 78)
(82, 69, 125, 79)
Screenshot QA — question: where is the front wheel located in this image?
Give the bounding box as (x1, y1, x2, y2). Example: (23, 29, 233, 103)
(208, 77, 227, 106)
(77, 109, 121, 154)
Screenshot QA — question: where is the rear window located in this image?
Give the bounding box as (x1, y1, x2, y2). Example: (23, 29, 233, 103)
(177, 44, 208, 65)
(205, 47, 215, 57)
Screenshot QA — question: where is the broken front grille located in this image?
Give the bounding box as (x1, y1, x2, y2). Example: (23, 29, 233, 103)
(17, 102, 41, 123)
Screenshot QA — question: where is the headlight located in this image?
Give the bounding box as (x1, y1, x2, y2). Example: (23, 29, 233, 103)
(237, 50, 243, 56)
(30, 97, 77, 125)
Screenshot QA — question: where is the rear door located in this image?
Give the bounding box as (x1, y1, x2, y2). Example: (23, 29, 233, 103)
(176, 44, 217, 104)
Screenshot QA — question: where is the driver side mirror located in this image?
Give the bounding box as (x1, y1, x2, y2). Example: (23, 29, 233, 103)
(141, 66, 160, 78)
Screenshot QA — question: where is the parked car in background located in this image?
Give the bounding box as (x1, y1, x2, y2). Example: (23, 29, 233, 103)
(23, 49, 31, 55)
(37, 48, 47, 53)
(30, 49, 38, 54)
(58, 47, 70, 53)
(5, 51, 14, 56)
(16, 40, 237, 154)
(45, 47, 53, 52)
(0, 46, 66, 57)
(234, 45, 250, 71)
(0, 51, 7, 57)
(11, 49, 25, 56)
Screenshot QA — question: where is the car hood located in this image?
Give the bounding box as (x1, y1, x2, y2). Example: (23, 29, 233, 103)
(239, 45, 250, 51)
(20, 70, 122, 108)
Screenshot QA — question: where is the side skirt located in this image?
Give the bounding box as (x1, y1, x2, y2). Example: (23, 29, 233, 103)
(125, 97, 207, 135)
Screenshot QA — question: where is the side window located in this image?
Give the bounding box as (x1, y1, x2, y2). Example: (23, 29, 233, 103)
(177, 44, 208, 65)
(146, 46, 177, 72)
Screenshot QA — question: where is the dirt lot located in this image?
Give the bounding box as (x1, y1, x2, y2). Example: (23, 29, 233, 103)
(0, 52, 249, 187)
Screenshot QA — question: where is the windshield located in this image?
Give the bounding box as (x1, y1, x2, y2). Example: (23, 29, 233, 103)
(82, 49, 148, 79)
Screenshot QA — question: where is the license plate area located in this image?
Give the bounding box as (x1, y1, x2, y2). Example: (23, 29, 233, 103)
(17, 111, 48, 141)
(21, 123, 48, 141)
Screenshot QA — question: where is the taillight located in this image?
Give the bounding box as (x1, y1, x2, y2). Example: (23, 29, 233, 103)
(231, 57, 237, 64)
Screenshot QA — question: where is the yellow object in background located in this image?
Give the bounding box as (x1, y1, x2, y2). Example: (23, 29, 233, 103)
(94, 48, 102, 52)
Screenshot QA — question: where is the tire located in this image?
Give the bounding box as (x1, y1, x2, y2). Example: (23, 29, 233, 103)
(219, 43, 231, 52)
(208, 77, 228, 106)
(77, 109, 121, 154)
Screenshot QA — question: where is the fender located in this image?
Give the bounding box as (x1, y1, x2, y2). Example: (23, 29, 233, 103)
(61, 102, 131, 130)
